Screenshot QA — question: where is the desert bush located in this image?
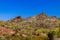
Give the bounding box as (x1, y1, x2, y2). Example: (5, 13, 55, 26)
(35, 29, 42, 35)
(52, 28, 60, 37)
(0, 37, 5, 40)
(31, 35, 48, 40)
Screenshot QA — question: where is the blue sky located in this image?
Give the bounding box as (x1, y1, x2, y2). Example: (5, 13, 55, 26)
(0, 0, 60, 21)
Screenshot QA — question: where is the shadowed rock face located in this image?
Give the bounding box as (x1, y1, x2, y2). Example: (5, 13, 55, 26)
(9, 16, 22, 22)
(16, 16, 21, 19)
(51, 16, 57, 19)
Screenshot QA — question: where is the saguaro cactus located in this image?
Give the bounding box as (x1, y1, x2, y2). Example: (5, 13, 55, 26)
(48, 31, 54, 40)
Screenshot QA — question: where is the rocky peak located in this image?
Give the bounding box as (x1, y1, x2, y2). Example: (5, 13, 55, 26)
(38, 13, 46, 16)
(15, 16, 22, 19)
(51, 16, 57, 19)
(9, 16, 23, 22)
(13, 16, 22, 22)
(36, 13, 48, 20)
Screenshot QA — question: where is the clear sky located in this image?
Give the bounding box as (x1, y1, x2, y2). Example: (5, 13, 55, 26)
(0, 0, 60, 21)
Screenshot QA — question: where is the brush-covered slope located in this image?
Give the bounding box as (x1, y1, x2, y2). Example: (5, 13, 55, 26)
(8, 13, 60, 29)
(0, 12, 60, 40)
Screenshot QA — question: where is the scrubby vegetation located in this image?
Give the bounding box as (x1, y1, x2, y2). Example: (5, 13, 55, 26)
(0, 13, 60, 40)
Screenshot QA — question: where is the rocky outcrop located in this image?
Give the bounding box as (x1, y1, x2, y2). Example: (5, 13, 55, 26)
(9, 16, 22, 22)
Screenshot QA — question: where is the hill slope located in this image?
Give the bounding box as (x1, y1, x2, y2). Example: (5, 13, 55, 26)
(0, 13, 60, 40)
(8, 13, 60, 29)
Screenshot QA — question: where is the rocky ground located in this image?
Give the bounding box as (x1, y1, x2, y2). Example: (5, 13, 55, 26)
(55, 38, 60, 40)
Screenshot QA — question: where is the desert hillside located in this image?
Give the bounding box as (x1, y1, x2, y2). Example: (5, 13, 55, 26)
(0, 13, 60, 40)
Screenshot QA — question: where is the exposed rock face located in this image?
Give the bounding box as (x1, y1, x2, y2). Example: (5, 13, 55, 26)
(0, 27, 15, 36)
